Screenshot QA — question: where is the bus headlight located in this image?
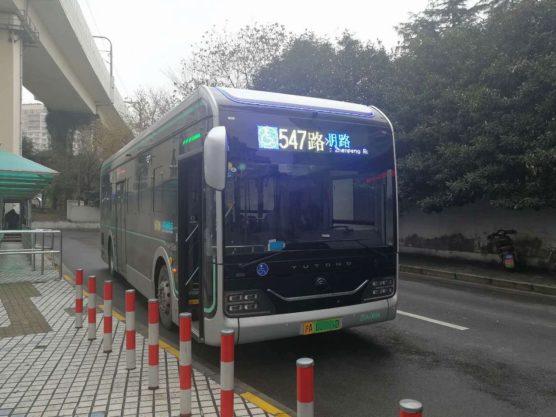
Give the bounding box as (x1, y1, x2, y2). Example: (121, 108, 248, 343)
(225, 290, 274, 317)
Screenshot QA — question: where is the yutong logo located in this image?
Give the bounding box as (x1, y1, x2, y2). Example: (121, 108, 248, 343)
(314, 277, 328, 290)
(290, 260, 354, 272)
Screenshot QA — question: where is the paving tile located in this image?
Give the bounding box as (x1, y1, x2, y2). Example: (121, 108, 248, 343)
(0, 278, 271, 417)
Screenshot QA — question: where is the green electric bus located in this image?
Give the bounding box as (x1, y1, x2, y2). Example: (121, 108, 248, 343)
(100, 87, 398, 345)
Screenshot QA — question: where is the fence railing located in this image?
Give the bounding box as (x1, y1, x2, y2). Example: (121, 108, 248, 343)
(0, 229, 63, 279)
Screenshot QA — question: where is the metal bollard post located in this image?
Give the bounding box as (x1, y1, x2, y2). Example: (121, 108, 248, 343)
(59, 231, 63, 280)
(125, 289, 136, 370)
(400, 399, 423, 417)
(148, 299, 159, 389)
(32, 233, 36, 270)
(75, 269, 83, 328)
(103, 281, 113, 353)
(220, 329, 235, 417)
(87, 276, 97, 340)
(41, 232, 44, 275)
(179, 312, 192, 417)
(297, 358, 314, 417)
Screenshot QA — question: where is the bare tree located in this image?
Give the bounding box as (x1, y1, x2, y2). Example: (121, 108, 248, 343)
(172, 23, 291, 98)
(124, 87, 179, 134)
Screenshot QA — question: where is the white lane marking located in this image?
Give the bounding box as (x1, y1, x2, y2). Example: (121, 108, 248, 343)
(397, 310, 469, 331)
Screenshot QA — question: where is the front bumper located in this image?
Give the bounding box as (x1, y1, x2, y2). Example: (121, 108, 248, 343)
(227, 294, 397, 344)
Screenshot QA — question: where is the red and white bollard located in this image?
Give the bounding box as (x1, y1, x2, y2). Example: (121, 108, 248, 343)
(148, 299, 159, 390)
(400, 399, 423, 417)
(179, 312, 192, 417)
(75, 269, 83, 328)
(220, 329, 235, 417)
(125, 289, 136, 370)
(87, 276, 96, 340)
(103, 281, 113, 353)
(297, 357, 314, 417)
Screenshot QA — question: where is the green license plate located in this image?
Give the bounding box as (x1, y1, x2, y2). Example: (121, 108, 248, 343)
(302, 318, 342, 335)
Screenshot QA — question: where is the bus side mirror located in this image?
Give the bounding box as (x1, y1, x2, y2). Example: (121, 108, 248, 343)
(203, 126, 227, 191)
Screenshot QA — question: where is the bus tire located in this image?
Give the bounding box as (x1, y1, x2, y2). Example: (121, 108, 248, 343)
(157, 265, 174, 329)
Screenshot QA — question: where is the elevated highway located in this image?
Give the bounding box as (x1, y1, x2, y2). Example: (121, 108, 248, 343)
(0, 0, 131, 154)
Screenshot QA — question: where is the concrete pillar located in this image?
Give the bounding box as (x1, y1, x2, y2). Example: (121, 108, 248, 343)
(0, 19, 22, 155)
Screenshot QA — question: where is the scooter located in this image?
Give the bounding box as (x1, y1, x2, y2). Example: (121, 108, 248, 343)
(487, 229, 517, 270)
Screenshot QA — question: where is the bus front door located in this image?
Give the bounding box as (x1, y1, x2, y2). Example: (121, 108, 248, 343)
(178, 154, 203, 336)
(115, 181, 126, 272)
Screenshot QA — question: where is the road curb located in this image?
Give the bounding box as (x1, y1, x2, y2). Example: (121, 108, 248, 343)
(400, 264, 556, 296)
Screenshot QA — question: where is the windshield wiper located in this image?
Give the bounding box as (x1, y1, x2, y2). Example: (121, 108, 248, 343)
(238, 251, 286, 268)
(236, 238, 329, 267)
(327, 225, 354, 232)
(324, 239, 391, 259)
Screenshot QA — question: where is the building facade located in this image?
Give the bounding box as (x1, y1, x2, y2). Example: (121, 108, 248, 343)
(22, 102, 50, 151)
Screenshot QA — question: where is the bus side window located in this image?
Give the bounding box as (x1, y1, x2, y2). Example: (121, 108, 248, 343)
(153, 167, 165, 213)
(137, 171, 143, 212)
(125, 178, 129, 213)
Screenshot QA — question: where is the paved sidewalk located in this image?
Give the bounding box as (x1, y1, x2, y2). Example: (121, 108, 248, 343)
(0, 278, 273, 417)
(400, 253, 556, 296)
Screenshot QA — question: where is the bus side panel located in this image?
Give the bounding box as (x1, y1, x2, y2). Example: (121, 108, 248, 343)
(100, 96, 215, 309)
(122, 118, 211, 300)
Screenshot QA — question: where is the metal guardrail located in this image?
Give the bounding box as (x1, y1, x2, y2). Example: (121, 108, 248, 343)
(0, 229, 62, 279)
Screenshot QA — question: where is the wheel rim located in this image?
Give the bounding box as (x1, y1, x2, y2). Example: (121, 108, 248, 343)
(158, 275, 172, 320)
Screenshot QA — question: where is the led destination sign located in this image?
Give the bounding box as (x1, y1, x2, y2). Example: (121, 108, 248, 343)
(257, 125, 369, 155)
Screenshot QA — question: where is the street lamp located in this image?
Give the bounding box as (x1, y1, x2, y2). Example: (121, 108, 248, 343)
(92, 35, 114, 99)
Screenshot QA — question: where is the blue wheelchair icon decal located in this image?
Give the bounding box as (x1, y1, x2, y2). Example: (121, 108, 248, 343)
(256, 263, 269, 277)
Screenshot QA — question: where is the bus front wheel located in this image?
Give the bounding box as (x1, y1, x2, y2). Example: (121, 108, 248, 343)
(157, 265, 174, 329)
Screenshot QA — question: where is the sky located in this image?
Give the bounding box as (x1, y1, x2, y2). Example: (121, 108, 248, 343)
(24, 0, 431, 102)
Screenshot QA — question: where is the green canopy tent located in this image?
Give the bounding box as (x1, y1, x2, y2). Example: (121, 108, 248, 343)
(0, 150, 57, 200)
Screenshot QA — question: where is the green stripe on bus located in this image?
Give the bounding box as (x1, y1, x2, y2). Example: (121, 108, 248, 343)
(182, 132, 202, 145)
(203, 259, 217, 314)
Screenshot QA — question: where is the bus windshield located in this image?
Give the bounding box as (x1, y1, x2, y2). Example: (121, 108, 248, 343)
(223, 112, 395, 257)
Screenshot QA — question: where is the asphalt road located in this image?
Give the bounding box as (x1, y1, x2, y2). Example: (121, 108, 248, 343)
(59, 229, 556, 417)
